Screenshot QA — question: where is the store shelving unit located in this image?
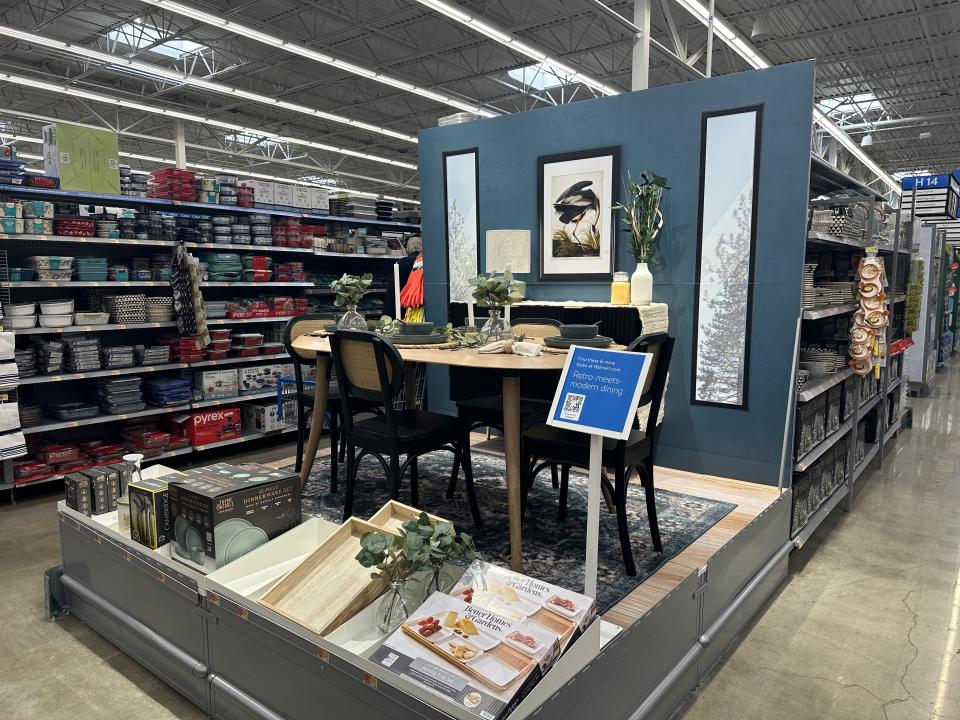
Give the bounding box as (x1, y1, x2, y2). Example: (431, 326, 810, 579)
(0, 183, 419, 502)
(790, 159, 909, 548)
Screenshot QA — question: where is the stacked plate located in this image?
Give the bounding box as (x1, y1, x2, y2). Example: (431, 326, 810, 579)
(104, 294, 147, 323)
(799, 346, 846, 375)
(146, 296, 174, 322)
(63, 336, 102, 372)
(136, 345, 172, 365)
(102, 345, 135, 369)
(32, 338, 64, 374)
(99, 376, 145, 414)
(143, 377, 192, 407)
(818, 281, 856, 304)
(801, 264, 818, 309)
(18, 403, 42, 428)
(14, 348, 36, 378)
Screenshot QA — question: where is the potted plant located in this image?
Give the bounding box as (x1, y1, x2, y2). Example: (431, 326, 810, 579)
(356, 513, 481, 633)
(468, 271, 524, 340)
(615, 172, 670, 305)
(330, 272, 373, 329)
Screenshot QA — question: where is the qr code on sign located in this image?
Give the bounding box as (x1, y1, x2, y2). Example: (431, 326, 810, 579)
(560, 392, 586, 421)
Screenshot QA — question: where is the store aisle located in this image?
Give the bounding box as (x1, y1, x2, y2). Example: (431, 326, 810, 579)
(681, 365, 960, 720)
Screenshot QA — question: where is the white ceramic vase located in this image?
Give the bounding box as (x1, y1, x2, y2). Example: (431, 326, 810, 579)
(631, 262, 653, 306)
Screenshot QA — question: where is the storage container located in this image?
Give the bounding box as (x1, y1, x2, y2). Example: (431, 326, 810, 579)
(242, 269, 272, 282)
(49, 402, 99, 421)
(40, 299, 75, 314)
(25, 256, 74, 270)
(73, 312, 110, 325)
(7, 268, 35, 281)
(230, 346, 261, 357)
(5, 302, 35, 316)
(36, 268, 73, 281)
(7, 314, 38, 329)
(38, 314, 74, 328)
(242, 256, 272, 270)
(230, 333, 263, 346)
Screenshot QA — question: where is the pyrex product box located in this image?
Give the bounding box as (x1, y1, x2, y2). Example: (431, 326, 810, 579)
(273, 182, 294, 207)
(64, 473, 92, 516)
(293, 186, 311, 209)
(311, 187, 329, 212)
(238, 363, 292, 394)
(369, 593, 560, 720)
(127, 477, 172, 550)
(238, 179, 275, 205)
(167, 463, 301, 573)
(168, 408, 242, 446)
(242, 403, 285, 433)
(194, 368, 239, 399)
(450, 561, 597, 653)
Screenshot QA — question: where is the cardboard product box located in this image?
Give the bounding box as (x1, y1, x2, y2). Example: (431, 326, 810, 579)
(311, 187, 330, 212)
(238, 363, 292, 394)
(127, 477, 172, 549)
(167, 463, 301, 572)
(1, 201, 22, 218)
(81, 467, 120, 512)
(110, 462, 132, 495)
(273, 183, 294, 207)
(89, 473, 110, 515)
(0, 217, 23, 234)
(449, 561, 597, 654)
(168, 408, 242, 446)
(195, 368, 239, 399)
(369, 593, 561, 720)
(43, 123, 120, 194)
(64, 473, 92, 517)
(293, 186, 311, 209)
(239, 179, 274, 205)
(242, 403, 285, 433)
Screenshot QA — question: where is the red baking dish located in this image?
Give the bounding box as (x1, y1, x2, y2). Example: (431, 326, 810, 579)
(230, 346, 261, 357)
(205, 349, 229, 360)
(230, 333, 263, 346)
(13, 460, 52, 479)
(121, 429, 171, 449)
(167, 434, 191, 450)
(260, 343, 284, 355)
(245, 256, 271, 270)
(57, 458, 95, 474)
(208, 338, 232, 350)
(39, 443, 80, 465)
(209, 329, 232, 340)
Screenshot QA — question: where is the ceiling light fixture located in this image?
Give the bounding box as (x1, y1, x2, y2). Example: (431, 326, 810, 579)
(860, 133, 874, 147)
(668, 1, 899, 194)
(0, 24, 417, 144)
(135, 0, 496, 118)
(408, 0, 619, 96)
(0, 71, 418, 173)
(750, 14, 775, 42)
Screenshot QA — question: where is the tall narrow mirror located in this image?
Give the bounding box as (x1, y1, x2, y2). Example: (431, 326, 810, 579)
(691, 106, 763, 409)
(443, 148, 479, 306)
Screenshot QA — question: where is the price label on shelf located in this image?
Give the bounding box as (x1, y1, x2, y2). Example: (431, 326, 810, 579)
(37, 235, 47, 241)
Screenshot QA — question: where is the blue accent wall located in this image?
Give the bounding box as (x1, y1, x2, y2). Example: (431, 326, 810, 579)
(419, 62, 815, 486)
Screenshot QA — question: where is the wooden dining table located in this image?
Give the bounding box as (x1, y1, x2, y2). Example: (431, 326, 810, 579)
(291, 334, 568, 571)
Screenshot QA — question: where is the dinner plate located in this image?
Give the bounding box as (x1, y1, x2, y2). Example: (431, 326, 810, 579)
(860, 263, 880, 279)
(543, 335, 613, 349)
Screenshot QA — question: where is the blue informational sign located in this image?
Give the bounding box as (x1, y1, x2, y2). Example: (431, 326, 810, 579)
(547, 346, 652, 440)
(901, 171, 960, 190)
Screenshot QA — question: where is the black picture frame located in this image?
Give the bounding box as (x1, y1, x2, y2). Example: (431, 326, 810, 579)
(442, 147, 481, 316)
(537, 146, 620, 281)
(690, 104, 764, 411)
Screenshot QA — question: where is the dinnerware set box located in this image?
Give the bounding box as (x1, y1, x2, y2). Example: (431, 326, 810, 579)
(237, 363, 292, 394)
(80, 466, 121, 512)
(194, 368, 239, 400)
(127, 477, 172, 550)
(449, 561, 597, 653)
(167, 407, 242, 445)
(241, 403, 285, 433)
(167, 463, 301, 573)
(369, 593, 561, 720)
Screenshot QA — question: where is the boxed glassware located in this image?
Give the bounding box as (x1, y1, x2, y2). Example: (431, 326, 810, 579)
(242, 403, 285, 433)
(194, 368, 239, 399)
(127, 477, 172, 549)
(64, 473, 92, 516)
(368, 593, 561, 720)
(167, 408, 242, 445)
(167, 463, 301, 573)
(80, 466, 121, 512)
(449, 561, 597, 654)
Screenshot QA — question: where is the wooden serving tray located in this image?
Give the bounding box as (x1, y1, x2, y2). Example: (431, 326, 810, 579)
(531, 607, 576, 646)
(368, 500, 452, 534)
(259, 517, 397, 637)
(401, 623, 535, 691)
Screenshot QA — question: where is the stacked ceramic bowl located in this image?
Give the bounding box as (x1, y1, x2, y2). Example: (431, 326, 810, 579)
(848, 256, 888, 376)
(145, 296, 174, 323)
(38, 298, 74, 328)
(4, 301, 37, 329)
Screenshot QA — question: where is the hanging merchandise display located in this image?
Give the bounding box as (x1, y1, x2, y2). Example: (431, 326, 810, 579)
(905, 256, 924, 334)
(171, 243, 210, 349)
(849, 253, 889, 377)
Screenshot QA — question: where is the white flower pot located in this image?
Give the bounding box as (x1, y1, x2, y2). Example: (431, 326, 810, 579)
(631, 263, 653, 306)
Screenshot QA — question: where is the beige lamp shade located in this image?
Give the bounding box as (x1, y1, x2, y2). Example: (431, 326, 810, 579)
(485, 229, 531, 274)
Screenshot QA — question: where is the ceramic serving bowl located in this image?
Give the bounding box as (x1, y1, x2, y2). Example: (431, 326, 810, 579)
(559, 324, 599, 339)
(399, 322, 435, 336)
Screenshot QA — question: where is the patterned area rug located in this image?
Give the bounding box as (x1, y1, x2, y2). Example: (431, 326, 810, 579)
(290, 450, 736, 613)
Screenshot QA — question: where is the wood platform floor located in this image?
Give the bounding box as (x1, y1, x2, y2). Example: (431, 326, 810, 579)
(270, 433, 782, 631)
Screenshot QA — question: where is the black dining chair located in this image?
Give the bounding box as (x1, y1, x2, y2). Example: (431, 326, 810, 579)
(447, 317, 562, 498)
(520, 332, 675, 576)
(330, 329, 483, 527)
(283, 315, 381, 489)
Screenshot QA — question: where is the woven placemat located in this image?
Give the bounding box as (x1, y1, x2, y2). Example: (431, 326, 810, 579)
(391, 339, 461, 350)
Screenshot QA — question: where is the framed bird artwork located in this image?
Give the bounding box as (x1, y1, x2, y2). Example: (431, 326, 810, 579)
(537, 146, 620, 280)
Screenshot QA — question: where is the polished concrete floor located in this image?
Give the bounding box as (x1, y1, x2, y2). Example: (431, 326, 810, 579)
(681, 365, 960, 720)
(2, 367, 958, 719)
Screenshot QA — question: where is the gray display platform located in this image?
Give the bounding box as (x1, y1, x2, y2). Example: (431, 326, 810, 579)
(48, 489, 790, 720)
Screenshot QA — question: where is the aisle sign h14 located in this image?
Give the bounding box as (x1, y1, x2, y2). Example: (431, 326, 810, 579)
(548, 346, 651, 439)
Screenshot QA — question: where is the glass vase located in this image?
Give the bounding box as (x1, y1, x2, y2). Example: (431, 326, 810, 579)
(480, 307, 512, 341)
(376, 580, 416, 634)
(338, 303, 367, 330)
(422, 557, 458, 599)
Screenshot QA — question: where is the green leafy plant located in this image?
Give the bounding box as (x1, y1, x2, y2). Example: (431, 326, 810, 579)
(375, 315, 401, 335)
(356, 512, 481, 584)
(330, 272, 373, 307)
(468, 271, 523, 308)
(614, 171, 670, 264)
(442, 323, 484, 347)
